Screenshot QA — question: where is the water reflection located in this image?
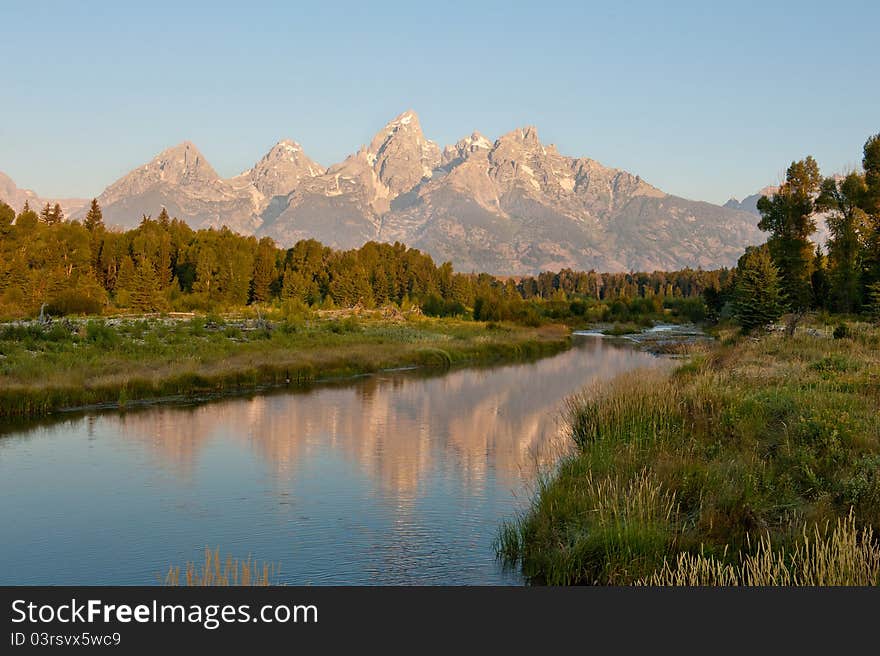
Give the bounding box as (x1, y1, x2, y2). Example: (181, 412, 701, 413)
(0, 336, 667, 585)
(112, 337, 663, 493)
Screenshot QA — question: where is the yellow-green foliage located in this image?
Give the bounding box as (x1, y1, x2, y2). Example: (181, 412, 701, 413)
(498, 323, 880, 585)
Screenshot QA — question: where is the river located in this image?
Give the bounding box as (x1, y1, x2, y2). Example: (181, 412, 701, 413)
(0, 333, 669, 585)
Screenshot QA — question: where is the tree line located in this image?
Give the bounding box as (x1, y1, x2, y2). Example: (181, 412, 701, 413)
(0, 197, 717, 321)
(726, 132, 880, 331)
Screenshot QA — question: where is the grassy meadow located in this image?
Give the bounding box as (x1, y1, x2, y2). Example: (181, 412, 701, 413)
(0, 309, 569, 419)
(497, 321, 880, 585)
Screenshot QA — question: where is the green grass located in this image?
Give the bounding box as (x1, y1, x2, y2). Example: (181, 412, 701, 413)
(0, 313, 570, 419)
(497, 321, 880, 585)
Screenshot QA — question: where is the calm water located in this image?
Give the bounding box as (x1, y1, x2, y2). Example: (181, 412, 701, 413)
(0, 335, 667, 585)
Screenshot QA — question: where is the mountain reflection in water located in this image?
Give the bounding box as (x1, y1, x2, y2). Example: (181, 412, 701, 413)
(0, 335, 668, 585)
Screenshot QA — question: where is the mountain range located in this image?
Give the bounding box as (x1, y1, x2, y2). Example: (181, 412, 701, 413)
(2, 111, 767, 274)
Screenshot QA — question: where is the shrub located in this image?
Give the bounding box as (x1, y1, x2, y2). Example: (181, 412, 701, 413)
(46, 289, 104, 316)
(85, 321, 120, 348)
(833, 323, 852, 339)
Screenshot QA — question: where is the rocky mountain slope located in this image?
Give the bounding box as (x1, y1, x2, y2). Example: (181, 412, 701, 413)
(7, 111, 767, 273)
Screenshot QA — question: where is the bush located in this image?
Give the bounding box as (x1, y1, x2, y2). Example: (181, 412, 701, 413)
(473, 295, 504, 322)
(666, 297, 707, 323)
(833, 323, 852, 339)
(46, 289, 104, 316)
(329, 317, 360, 334)
(85, 321, 120, 348)
(421, 294, 466, 318)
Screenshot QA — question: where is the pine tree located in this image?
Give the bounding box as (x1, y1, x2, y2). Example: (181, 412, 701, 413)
(83, 199, 104, 232)
(810, 246, 829, 310)
(51, 203, 64, 224)
(129, 259, 165, 312)
(733, 245, 785, 332)
(281, 267, 309, 302)
(15, 202, 39, 231)
(250, 238, 277, 304)
(39, 202, 53, 224)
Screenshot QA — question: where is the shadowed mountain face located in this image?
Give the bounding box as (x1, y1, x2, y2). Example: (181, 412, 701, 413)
(5, 110, 765, 273)
(724, 186, 779, 215)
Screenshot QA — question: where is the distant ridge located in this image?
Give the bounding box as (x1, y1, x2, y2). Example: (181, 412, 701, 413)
(3, 111, 765, 274)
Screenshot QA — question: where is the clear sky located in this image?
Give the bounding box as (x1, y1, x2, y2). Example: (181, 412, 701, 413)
(2, 0, 878, 204)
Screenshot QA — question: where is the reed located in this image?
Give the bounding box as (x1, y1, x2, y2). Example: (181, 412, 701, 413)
(642, 512, 880, 586)
(163, 548, 278, 586)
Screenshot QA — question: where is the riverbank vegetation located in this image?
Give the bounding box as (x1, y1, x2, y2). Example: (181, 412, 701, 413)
(0, 313, 569, 419)
(497, 322, 880, 584)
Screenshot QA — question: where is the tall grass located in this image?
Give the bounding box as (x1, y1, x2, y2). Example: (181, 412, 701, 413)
(498, 324, 880, 585)
(565, 370, 682, 448)
(643, 512, 880, 586)
(497, 467, 680, 585)
(163, 548, 278, 586)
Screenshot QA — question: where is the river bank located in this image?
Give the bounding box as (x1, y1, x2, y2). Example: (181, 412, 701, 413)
(0, 314, 570, 419)
(0, 329, 663, 585)
(497, 321, 880, 585)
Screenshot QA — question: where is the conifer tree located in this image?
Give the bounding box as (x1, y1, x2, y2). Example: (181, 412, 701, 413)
(250, 238, 277, 304)
(129, 259, 165, 312)
(810, 245, 829, 309)
(39, 202, 53, 224)
(733, 245, 785, 332)
(15, 202, 39, 231)
(50, 203, 64, 225)
(83, 199, 104, 232)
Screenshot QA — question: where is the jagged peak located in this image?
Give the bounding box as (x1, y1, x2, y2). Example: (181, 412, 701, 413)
(155, 140, 201, 157)
(258, 138, 322, 170)
(496, 125, 541, 146)
(386, 109, 419, 129)
(269, 138, 304, 153)
(370, 109, 429, 153)
(460, 131, 492, 149)
(134, 140, 219, 183)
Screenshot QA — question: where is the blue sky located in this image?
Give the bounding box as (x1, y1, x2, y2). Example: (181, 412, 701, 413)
(2, 0, 878, 204)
